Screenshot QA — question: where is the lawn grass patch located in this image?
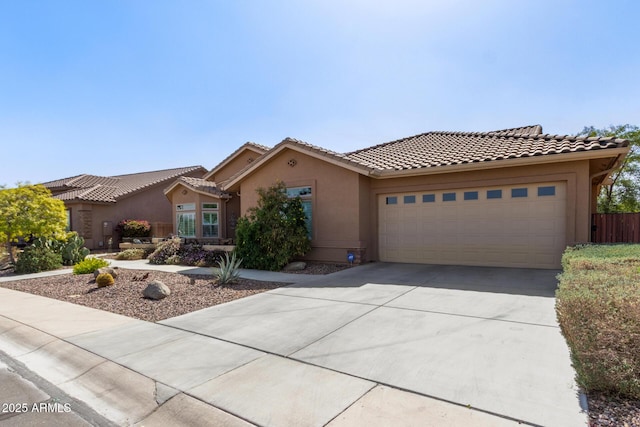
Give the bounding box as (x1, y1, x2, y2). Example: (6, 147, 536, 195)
(556, 244, 640, 399)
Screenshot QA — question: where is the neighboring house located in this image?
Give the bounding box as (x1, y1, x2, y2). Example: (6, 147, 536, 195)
(43, 166, 206, 250)
(166, 126, 629, 269)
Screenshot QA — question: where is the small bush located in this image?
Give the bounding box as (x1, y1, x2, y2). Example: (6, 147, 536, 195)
(15, 245, 62, 274)
(235, 181, 311, 271)
(73, 257, 110, 275)
(115, 248, 147, 260)
(147, 237, 181, 264)
(116, 219, 151, 238)
(213, 252, 242, 285)
(556, 244, 640, 399)
(95, 273, 115, 287)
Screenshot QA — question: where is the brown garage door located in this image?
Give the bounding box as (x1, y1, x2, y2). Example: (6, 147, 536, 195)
(378, 182, 566, 269)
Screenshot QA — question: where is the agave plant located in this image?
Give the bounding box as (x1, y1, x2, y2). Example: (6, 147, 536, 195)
(212, 252, 242, 285)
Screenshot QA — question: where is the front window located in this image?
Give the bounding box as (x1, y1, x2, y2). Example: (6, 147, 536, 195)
(287, 186, 312, 239)
(176, 212, 196, 237)
(176, 204, 196, 238)
(202, 213, 218, 238)
(202, 202, 219, 238)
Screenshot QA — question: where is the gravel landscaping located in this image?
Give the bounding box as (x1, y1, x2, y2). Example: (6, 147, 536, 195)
(0, 268, 288, 322)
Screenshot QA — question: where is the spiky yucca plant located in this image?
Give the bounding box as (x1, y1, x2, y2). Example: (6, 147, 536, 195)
(212, 252, 242, 285)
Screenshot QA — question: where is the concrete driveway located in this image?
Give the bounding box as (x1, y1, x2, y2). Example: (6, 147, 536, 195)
(2, 262, 585, 426)
(159, 262, 584, 426)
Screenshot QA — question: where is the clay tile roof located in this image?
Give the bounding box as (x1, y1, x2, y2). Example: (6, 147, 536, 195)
(281, 137, 376, 172)
(44, 166, 205, 203)
(172, 176, 228, 196)
(488, 124, 543, 136)
(344, 127, 628, 172)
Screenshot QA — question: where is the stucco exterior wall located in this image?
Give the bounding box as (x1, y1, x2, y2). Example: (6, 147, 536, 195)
(238, 148, 367, 262)
(210, 149, 263, 183)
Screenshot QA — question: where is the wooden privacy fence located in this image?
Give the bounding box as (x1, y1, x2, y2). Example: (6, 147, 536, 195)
(592, 213, 640, 243)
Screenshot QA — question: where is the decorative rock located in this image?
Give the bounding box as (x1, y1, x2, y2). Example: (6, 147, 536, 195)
(94, 267, 118, 279)
(143, 280, 171, 300)
(283, 261, 306, 271)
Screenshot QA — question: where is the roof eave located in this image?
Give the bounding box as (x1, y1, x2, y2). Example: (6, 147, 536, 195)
(163, 179, 229, 199)
(221, 141, 374, 191)
(370, 147, 631, 178)
(202, 144, 268, 180)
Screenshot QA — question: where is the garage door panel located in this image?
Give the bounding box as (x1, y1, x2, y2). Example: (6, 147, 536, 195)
(379, 182, 566, 269)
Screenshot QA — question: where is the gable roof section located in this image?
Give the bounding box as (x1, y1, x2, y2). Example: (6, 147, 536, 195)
(202, 142, 270, 181)
(43, 166, 206, 203)
(345, 128, 629, 176)
(163, 176, 230, 198)
(221, 137, 376, 190)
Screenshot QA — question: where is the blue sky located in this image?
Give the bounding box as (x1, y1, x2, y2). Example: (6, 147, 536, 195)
(1, 0, 639, 186)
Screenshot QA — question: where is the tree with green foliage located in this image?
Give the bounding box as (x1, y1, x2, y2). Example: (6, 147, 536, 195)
(235, 181, 311, 271)
(578, 124, 640, 213)
(0, 184, 68, 264)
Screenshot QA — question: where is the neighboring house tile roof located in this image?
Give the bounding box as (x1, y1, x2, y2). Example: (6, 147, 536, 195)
(166, 176, 229, 197)
(344, 128, 629, 172)
(44, 166, 206, 203)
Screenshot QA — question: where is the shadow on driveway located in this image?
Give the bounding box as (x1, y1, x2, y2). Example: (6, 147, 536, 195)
(284, 262, 560, 298)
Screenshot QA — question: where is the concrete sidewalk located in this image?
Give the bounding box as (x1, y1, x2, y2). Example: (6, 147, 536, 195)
(0, 262, 586, 426)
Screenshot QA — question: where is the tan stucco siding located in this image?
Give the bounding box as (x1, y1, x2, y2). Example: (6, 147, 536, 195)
(238, 148, 366, 262)
(368, 160, 592, 262)
(211, 149, 263, 183)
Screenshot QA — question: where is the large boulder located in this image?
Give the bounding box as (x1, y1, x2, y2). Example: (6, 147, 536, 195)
(94, 267, 118, 279)
(143, 280, 171, 300)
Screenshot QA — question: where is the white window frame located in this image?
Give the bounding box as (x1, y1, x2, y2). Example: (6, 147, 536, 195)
(202, 202, 219, 238)
(176, 204, 196, 238)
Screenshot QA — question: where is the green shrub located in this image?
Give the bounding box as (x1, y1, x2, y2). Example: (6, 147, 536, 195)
(213, 252, 242, 285)
(73, 257, 110, 275)
(115, 248, 146, 260)
(116, 219, 151, 238)
(556, 244, 640, 399)
(95, 273, 115, 287)
(235, 181, 311, 271)
(15, 244, 62, 274)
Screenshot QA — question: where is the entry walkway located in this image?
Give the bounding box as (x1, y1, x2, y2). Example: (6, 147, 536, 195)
(0, 262, 587, 426)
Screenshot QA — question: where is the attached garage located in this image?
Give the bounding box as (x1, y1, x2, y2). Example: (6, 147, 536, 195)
(379, 182, 567, 269)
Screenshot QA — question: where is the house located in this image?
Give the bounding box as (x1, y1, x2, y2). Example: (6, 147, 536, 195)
(165, 126, 629, 269)
(43, 166, 207, 250)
